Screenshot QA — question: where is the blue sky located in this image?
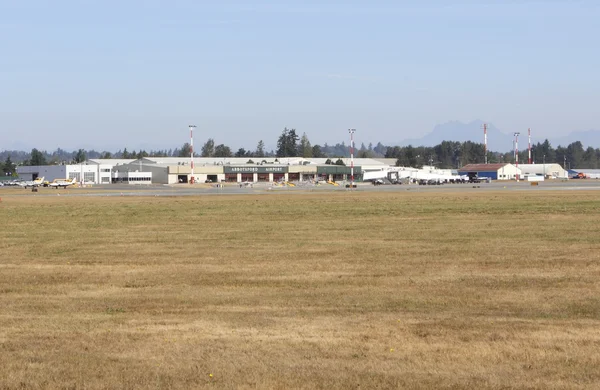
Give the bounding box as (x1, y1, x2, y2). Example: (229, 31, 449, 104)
(1, 0, 599, 151)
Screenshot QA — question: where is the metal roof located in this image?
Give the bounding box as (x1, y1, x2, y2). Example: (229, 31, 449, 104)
(570, 169, 600, 174)
(458, 163, 512, 172)
(139, 157, 389, 167)
(87, 159, 137, 166)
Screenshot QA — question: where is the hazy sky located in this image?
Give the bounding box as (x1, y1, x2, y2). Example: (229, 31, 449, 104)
(1, 0, 599, 151)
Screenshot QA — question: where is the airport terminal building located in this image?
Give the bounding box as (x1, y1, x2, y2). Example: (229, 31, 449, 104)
(18, 157, 572, 185)
(111, 157, 372, 184)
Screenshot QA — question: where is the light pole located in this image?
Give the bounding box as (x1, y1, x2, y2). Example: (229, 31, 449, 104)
(514, 132, 520, 181)
(189, 125, 196, 184)
(348, 129, 356, 189)
(543, 154, 546, 179)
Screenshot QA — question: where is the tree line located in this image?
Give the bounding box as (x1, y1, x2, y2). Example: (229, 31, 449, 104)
(3, 128, 600, 173)
(384, 139, 600, 169)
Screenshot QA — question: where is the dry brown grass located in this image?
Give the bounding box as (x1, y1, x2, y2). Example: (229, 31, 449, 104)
(1, 190, 600, 389)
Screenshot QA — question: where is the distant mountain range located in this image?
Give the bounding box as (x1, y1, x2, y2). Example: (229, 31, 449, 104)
(399, 120, 600, 151)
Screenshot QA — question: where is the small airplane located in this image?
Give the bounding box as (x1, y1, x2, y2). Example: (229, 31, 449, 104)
(47, 178, 77, 189)
(18, 176, 45, 188)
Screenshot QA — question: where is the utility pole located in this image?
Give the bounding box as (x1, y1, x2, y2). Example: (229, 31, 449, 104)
(543, 154, 546, 179)
(189, 125, 196, 184)
(348, 129, 356, 189)
(514, 132, 520, 181)
(528, 128, 532, 164)
(482, 123, 488, 164)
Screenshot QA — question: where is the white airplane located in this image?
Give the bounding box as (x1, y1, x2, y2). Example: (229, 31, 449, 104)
(48, 178, 77, 189)
(18, 176, 45, 188)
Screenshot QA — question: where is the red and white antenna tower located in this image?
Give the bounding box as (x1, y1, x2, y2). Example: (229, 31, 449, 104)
(528, 128, 532, 164)
(189, 124, 196, 184)
(348, 129, 356, 189)
(482, 123, 488, 164)
(514, 132, 520, 181)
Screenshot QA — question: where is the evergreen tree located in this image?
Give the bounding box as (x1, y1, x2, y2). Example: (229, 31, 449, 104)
(30, 148, 47, 166)
(299, 132, 312, 157)
(178, 142, 191, 157)
(312, 145, 325, 158)
(276, 128, 299, 157)
(583, 147, 598, 168)
(214, 144, 233, 157)
(201, 138, 215, 157)
(3, 155, 15, 175)
(255, 140, 265, 157)
(73, 149, 87, 163)
(235, 148, 250, 157)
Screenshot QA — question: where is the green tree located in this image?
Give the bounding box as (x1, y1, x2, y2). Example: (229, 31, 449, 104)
(335, 158, 345, 166)
(178, 142, 191, 157)
(30, 148, 47, 166)
(214, 144, 233, 157)
(555, 146, 568, 168)
(255, 140, 265, 157)
(73, 149, 87, 163)
(276, 128, 299, 157)
(311, 145, 326, 158)
(122, 148, 130, 159)
(298, 132, 313, 157)
(583, 147, 598, 169)
(2, 155, 16, 175)
(235, 148, 250, 157)
(101, 151, 112, 159)
(567, 141, 584, 168)
(201, 138, 215, 157)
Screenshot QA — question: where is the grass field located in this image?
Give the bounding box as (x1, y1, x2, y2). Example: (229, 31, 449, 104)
(1, 190, 600, 389)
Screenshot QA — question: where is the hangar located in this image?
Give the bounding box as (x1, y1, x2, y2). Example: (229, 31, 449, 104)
(458, 163, 521, 180)
(17, 159, 135, 184)
(569, 169, 600, 179)
(518, 164, 568, 179)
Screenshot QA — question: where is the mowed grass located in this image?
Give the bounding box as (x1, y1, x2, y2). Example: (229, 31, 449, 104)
(1, 190, 600, 389)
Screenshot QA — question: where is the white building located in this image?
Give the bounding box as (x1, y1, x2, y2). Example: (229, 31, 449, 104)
(112, 157, 393, 185)
(571, 169, 600, 179)
(458, 163, 522, 180)
(17, 159, 136, 184)
(518, 163, 567, 179)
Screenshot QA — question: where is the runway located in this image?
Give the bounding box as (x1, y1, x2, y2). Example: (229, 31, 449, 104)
(2, 179, 600, 198)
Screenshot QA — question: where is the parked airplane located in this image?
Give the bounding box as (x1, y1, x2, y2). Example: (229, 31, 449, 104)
(47, 178, 77, 189)
(18, 177, 45, 188)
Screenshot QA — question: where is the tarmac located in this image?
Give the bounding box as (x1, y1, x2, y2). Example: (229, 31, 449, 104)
(2, 179, 600, 198)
